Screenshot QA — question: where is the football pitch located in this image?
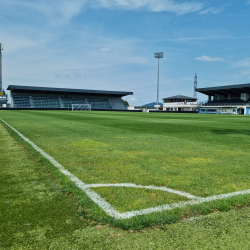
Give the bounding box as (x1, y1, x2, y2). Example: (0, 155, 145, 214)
(1, 110, 250, 228)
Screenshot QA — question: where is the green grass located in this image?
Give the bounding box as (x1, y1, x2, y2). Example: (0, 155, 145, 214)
(1, 110, 250, 229)
(3, 117, 250, 249)
(92, 187, 188, 212)
(0, 119, 90, 248)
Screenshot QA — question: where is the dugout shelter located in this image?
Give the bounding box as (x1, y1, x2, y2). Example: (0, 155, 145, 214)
(197, 83, 250, 115)
(7, 85, 133, 110)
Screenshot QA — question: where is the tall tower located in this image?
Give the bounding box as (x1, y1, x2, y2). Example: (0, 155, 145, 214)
(194, 73, 197, 99)
(154, 52, 164, 108)
(0, 43, 3, 92)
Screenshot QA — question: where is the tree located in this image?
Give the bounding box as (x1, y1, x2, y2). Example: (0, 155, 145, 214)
(123, 100, 129, 107)
(2, 89, 8, 100)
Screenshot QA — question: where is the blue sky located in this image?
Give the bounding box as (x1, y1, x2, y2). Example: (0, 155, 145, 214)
(1, 0, 250, 105)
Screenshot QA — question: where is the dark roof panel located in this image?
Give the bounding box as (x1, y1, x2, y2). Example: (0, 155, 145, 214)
(163, 95, 197, 100)
(197, 83, 250, 95)
(7, 85, 133, 97)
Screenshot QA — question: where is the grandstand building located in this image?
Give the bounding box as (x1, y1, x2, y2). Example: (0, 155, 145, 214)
(197, 83, 250, 115)
(162, 95, 197, 111)
(7, 85, 132, 110)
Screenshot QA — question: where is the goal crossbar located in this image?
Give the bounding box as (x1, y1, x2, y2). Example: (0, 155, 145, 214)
(72, 104, 91, 111)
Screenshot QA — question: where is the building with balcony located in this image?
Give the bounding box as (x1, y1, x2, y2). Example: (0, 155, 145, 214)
(162, 95, 198, 111)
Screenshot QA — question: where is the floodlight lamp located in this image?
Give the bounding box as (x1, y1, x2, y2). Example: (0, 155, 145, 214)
(0, 43, 3, 51)
(154, 52, 164, 58)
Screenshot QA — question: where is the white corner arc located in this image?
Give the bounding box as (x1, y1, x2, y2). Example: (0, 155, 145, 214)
(1, 117, 250, 220)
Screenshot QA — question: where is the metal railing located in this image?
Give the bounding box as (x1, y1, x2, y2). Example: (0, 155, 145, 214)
(201, 102, 249, 107)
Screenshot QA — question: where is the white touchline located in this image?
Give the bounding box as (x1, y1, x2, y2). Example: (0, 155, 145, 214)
(0, 118, 120, 219)
(1, 117, 250, 220)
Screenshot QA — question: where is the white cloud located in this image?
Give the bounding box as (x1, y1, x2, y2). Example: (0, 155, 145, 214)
(40, 0, 87, 25)
(0, 27, 52, 53)
(237, 58, 250, 68)
(242, 69, 250, 75)
(236, 58, 250, 75)
(93, 0, 204, 14)
(247, 1, 250, 5)
(130, 97, 138, 101)
(52, 68, 85, 78)
(195, 55, 225, 62)
(34, 0, 86, 22)
(0, 33, 36, 52)
(10, 0, 202, 16)
(100, 48, 111, 52)
(51, 64, 113, 77)
(0, 0, 223, 28)
(0, 0, 87, 26)
(199, 7, 224, 15)
(164, 34, 244, 43)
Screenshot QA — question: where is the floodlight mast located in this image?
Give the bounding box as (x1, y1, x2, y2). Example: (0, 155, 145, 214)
(194, 73, 197, 99)
(0, 43, 3, 93)
(154, 52, 164, 109)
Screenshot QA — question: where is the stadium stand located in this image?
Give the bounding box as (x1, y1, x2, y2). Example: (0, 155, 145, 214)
(8, 85, 132, 110)
(197, 83, 250, 115)
(203, 99, 247, 106)
(12, 94, 30, 108)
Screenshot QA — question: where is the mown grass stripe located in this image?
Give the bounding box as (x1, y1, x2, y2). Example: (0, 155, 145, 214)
(0, 117, 121, 219)
(2, 115, 250, 221)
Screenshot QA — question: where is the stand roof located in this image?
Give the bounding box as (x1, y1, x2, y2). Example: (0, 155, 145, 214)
(163, 95, 197, 100)
(7, 85, 133, 97)
(197, 83, 250, 96)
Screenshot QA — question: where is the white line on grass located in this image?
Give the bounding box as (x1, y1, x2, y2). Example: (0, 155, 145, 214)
(2, 117, 250, 220)
(0, 118, 120, 219)
(118, 189, 250, 219)
(85, 183, 198, 199)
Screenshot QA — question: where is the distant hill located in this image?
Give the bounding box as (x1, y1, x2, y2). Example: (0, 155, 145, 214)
(141, 102, 163, 107)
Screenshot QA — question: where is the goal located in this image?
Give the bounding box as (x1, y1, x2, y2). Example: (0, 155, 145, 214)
(72, 104, 91, 111)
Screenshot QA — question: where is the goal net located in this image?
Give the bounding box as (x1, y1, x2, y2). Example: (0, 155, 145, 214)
(72, 104, 91, 111)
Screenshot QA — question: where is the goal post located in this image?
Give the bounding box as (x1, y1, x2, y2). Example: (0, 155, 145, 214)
(72, 104, 91, 111)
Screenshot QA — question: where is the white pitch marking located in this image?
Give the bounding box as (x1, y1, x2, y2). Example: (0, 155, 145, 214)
(117, 189, 250, 219)
(86, 183, 197, 199)
(0, 118, 121, 219)
(2, 117, 250, 220)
